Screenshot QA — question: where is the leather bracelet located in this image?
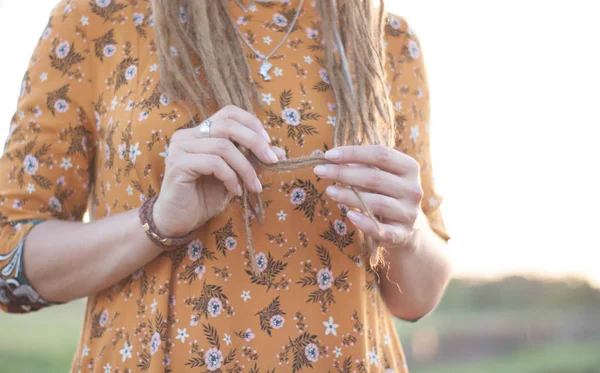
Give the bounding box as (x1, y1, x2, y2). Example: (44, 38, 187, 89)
(138, 196, 195, 250)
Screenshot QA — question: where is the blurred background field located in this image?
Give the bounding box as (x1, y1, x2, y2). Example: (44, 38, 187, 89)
(2, 276, 600, 373)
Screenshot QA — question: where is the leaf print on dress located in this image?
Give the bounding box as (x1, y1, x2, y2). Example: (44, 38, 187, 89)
(49, 37, 86, 78)
(185, 281, 233, 321)
(93, 28, 117, 62)
(297, 245, 350, 313)
(255, 296, 286, 337)
(277, 332, 326, 373)
(89, 0, 128, 24)
(281, 179, 328, 222)
(265, 90, 320, 146)
(211, 218, 239, 256)
(179, 240, 217, 285)
(137, 310, 169, 371)
(243, 251, 289, 291)
(186, 323, 237, 372)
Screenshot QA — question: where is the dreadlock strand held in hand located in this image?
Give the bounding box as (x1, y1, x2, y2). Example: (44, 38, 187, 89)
(150, 0, 394, 273)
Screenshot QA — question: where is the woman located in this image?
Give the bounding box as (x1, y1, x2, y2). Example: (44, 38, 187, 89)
(0, 0, 451, 371)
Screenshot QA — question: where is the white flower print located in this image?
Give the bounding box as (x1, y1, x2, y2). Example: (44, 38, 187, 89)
(327, 116, 336, 126)
(369, 346, 379, 366)
(23, 154, 39, 175)
(129, 142, 142, 164)
(126, 100, 134, 111)
(110, 96, 117, 110)
(207, 297, 223, 317)
(103, 363, 111, 373)
(223, 333, 232, 345)
(159, 93, 170, 106)
(277, 210, 287, 221)
(262, 93, 276, 105)
(384, 333, 391, 346)
(317, 268, 334, 290)
(390, 17, 402, 30)
(255, 252, 268, 272)
(125, 65, 137, 80)
(274, 67, 283, 77)
(81, 16, 89, 26)
(305, 343, 319, 363)
(270, 315, 285, 329)
(56, 176, 65, 187)
(27, 184, 35, 194)
(319, 68, 330, 83)
(282, 107, 301, 126)
(304, 56, 313, 64)
(96, 0, 111, 8)
(333, 346, 342, 357)
(306, 27, 318, 39)
(323, 316, 339, 336)
(119, 341, 133, 362)
(139, 111, 149, 122)
(82, 345, 91, 357)
(290, 188, 306, 205)
(54, 99, 69, 113)
(150, 63, 159, 72)
(55, 41, 70, 59)
(159, 144, 169, 162)
(118, 143, 127, 160)
(410, 125, 420, 143)
(241, 290, 251, 302)
(150, 332, 161, 355)
(60, 157, 72, 170)
(243, 328, 255, 342)
(150, 298, 158, 314)
(12, 200, 22, 210)
(263, 36, 273, 45)
(48, 197, 62, 212)
(273, 13, 288, 27)
(195, 265, 206, 280)
(126, 185, 133, 196)
(328, 103, 336, 112)
(176, 328, 189, 343)
(395, 101, 402, 111)
(42, 27, 52, 40)
(334, 219, 347, 236)
(237, 16, 248, 25)
(103, 44, 116, 57)
(133, 13, 145, 26)
(98, 309, 109, 327)
(204, 347, 223, 371)
(40, 72, 48, 82)
(225, 236, 236, 251)
(408, 39, 420, 59)
(187, 239, 203, 261)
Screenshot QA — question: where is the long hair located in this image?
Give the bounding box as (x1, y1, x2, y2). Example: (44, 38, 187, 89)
(150, 0, 394, 270)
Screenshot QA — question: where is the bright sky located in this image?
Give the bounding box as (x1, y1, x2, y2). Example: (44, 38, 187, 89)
(1, 1, 598, 286)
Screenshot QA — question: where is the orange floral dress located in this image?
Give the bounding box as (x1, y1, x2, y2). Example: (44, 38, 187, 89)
(0, 0, 450, 372)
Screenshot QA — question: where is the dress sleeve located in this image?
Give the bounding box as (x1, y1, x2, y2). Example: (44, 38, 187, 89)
(0, 1, 95, 313)
(385, 15, 451, 242)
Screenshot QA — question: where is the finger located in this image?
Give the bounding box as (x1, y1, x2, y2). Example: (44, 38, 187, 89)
(191, 119, 279, 165)
(272, 146, 286, 160)
(211, 105, 270, 143)
(324, 145, 420, 176)
(314, 165, 423, 200)
(325, 186, 417, 225)
(179, 138, 263, 193)
(346, 210, 412, 246)
(173, 154, 242, 196)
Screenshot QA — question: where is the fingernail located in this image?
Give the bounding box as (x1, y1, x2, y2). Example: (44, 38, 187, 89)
(236, 184, 243, 196)
(347, 210, 359, 222)
(325, 149, 342, 161)
(326, 186, 338, 198)
(314, 165, 327, 176)
(262, 129, 271, 143)
(266, 149, 279, 164)
(254, 178, 263, 193)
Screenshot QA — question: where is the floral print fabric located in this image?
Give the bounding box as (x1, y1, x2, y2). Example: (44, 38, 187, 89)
(0, 0, 449, 372)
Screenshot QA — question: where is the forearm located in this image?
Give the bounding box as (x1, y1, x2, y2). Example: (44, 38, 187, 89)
(23, 209, 162, 303)
(378, 211, 452, 320)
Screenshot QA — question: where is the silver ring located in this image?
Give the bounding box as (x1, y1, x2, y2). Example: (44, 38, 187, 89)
(198, 119, 212, 138)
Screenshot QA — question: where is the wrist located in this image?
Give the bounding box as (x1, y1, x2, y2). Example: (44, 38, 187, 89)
(139, 196, 195, 251)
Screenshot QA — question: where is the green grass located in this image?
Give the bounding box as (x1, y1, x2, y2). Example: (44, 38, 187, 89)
(413, 340, 600, 373)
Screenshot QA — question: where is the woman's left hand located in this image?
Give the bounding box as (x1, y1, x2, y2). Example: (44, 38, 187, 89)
(313, 145, 424, 249)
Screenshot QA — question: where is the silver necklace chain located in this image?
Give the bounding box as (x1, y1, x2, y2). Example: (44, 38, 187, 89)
(233, 0, 304, 81)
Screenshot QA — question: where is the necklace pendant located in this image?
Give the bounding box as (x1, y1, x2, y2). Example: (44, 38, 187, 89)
(259, 60, 273, 81)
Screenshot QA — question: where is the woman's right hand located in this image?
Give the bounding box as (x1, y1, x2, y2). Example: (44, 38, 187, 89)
(152, 105, 284, 238)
